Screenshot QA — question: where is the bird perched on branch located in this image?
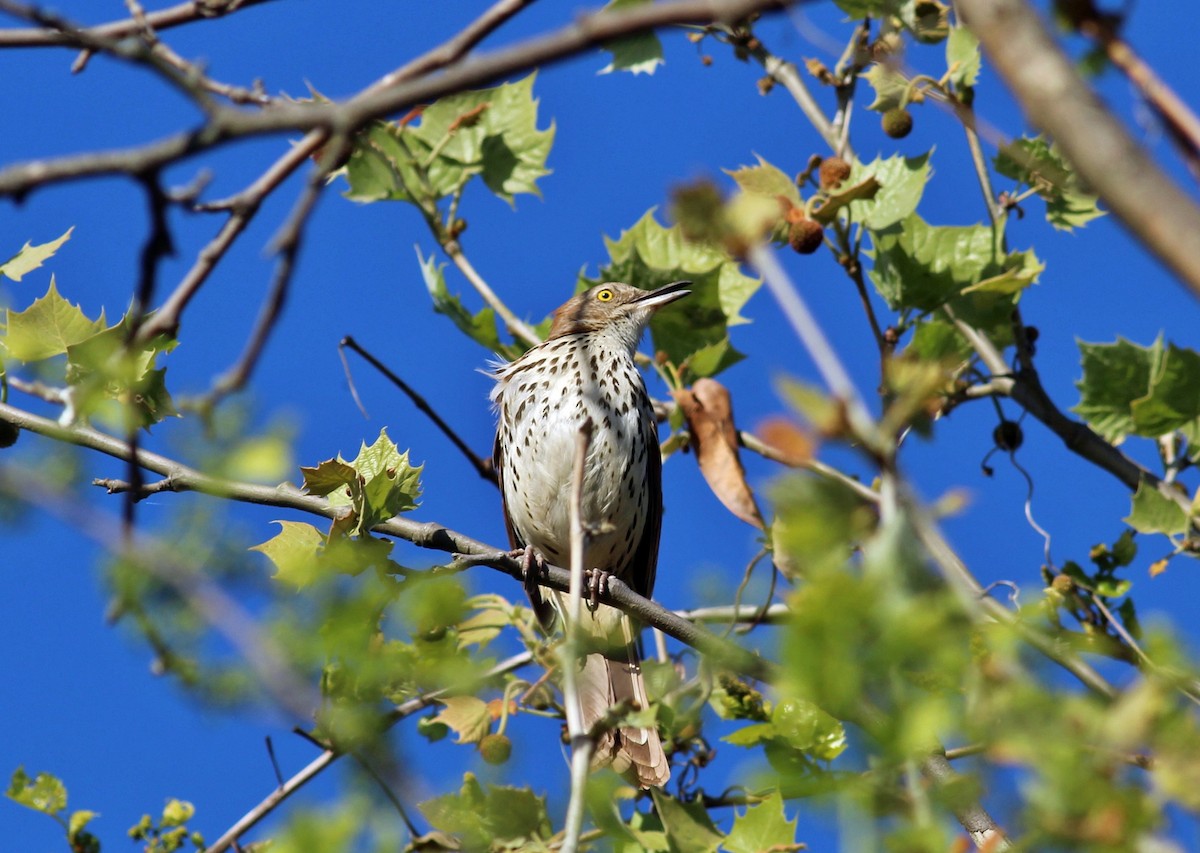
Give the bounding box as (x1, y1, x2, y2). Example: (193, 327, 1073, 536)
(491, 280, 689, 788)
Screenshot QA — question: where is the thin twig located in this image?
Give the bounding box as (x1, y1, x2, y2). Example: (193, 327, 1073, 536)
(0, 0, 276, 46)
(561, 420, 595, 853)
(340, 335, 496, 483)
(204, 651, 533, 853)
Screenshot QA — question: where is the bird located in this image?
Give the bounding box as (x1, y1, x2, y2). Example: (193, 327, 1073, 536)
(490, 280, 689, 788)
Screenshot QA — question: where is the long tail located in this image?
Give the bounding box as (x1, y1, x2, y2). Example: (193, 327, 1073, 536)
(577, 646, 670, 788)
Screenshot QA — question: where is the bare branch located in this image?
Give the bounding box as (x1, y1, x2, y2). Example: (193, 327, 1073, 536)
(0, 0, 799, 197)
(0, 0, 276, 47)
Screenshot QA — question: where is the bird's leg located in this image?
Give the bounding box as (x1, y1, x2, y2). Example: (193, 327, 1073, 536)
(514, 545, 556, 629)
(585, 568, 610, 612)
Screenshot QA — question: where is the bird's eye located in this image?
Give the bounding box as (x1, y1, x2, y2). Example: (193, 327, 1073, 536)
(596, 288, 614, 302)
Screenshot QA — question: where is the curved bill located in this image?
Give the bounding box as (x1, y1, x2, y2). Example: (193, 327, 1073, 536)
(636, 280, 691, 310)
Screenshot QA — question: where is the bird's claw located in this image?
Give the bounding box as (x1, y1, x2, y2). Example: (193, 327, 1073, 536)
(585, 568, 610, 612)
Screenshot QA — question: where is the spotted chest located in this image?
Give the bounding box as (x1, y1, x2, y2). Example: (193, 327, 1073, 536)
(493, 333, 655, 582)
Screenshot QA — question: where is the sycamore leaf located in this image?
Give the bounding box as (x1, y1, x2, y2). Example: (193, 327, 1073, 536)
(651, 789, 724, 853)
(419, 774, 552, 850)
(835, 0, 903, 19)
(847, 152, 931, 231)
(1125, 481, 1189, 537)
(673, 379, 763, 528)
(3, 278, 106, 361)
(599, 0, 664, 75)
(251, 521, 326, 588)
(431, 696, 492, 744)
(410, 74, 555, 205)
(581, 210, 759, 380)
(6, 767, 67, 815)
(64, 317, 180, 430)
(455, 594, 515, 650)
(1070, 337, 1200, 441)
(994, 135, 1104, 231)
(867, 213, 1038, 346)
(301, 430, 422, 536)
(723, 791, 798, 853)
(0, 227, 73, 282)
(342, 120, 431, 205)
(946, 26, 980, 88)
(724, 155, 801, 209)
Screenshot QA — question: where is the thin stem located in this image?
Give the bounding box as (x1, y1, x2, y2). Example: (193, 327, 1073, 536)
(561, 421, 595, 853)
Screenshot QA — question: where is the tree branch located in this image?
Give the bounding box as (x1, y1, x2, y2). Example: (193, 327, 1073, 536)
(0, 0, 276, 47)
(958, 0, 1200, 300)
(0, 0, 798, 197)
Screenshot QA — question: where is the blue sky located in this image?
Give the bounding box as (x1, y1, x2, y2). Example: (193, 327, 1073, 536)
(3, 1, 1200, 849)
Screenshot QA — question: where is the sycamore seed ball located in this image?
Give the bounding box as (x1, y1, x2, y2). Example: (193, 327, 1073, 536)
(882, 108, 913, 139)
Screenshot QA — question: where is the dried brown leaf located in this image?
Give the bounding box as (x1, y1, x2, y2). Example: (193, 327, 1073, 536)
(673, 378, 764, 529)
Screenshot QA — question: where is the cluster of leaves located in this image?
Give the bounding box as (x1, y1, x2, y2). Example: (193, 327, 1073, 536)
(7, 769, 198, 853)
(0, 229, 179, 432)
(6, 767, 100, 853)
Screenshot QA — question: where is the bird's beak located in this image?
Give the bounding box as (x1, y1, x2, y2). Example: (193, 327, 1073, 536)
(636, 280, 691, 310)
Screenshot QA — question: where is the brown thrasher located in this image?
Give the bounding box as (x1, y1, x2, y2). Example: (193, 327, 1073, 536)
(490, 280, 689, 788)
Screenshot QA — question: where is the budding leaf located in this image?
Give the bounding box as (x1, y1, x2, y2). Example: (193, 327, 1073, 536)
(946, 26, 980, 88)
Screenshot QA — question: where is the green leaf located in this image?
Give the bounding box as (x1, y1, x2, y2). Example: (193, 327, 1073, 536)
(771, 697, 847, 759)
(419, 774, 551, 849)
(867, 214, 1039, 333)
(722, 722, 776, 747)
(2, 278, 106, 361)
(724, 155, 801, 209)
(723, 791, 798, 853)
(1130, 343, 1200, 437)
(847, 152, 931, 231)
(946, 26, 980, 88)
(6, 766, 67, 815)
(862, 62, 924, 113)
(599, 0, 664, 75)
(1124, 481, 1189, 537)
(410, 74, 555, 205)
(906, 318, 971, 362)
(0, 227, 73, 282)
(431, 696, 492, 744)
(417, 247, 523, 360)
(300, 429, 422, 536)
(1073, 337, 1161, 441)
(455, 594, 515, 650)
(835, 0, 902, 18)
(582, 210, 760, 380)
(251, 520, 326, 588)
(342, 120, 430, 205)
(651, 788, 724, 853)
(994, 135, 1105, 231)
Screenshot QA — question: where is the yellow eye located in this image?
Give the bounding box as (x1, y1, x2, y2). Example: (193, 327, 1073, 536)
(596, 288, 614, 302)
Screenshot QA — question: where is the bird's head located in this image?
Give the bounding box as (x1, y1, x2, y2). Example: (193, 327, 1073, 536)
(546, 281, 690, 352)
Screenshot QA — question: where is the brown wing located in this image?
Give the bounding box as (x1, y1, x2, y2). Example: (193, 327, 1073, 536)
(494, 429, 556, 629)
(626, 389, 663, 601)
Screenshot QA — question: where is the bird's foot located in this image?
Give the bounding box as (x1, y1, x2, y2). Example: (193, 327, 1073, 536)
(585, 568, 610, 612)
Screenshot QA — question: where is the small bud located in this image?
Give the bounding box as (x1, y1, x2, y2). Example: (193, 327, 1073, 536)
(882, 108, 913, 138)
(700, 55, 713, 67)
(818, 156, 852, 190)
(788, 218, 824, 255)
(1050, 573, 1074, 594)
